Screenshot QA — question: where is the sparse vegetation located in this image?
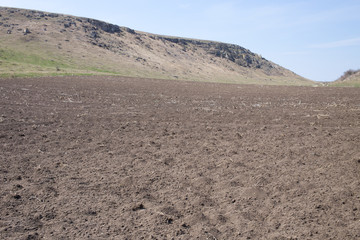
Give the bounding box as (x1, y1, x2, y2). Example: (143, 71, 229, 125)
(338, 69, 359, 81)
(330, 69, 360, 87)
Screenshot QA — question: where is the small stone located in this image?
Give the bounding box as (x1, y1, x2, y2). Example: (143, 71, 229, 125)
(23, 28, 31, 35)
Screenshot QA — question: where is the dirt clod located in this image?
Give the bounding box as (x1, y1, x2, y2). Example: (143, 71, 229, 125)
(132, 204, 145, 211)
(13, 194, 21, 200)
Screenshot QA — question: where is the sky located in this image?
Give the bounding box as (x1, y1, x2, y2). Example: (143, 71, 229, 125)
(1, 0, 360, 82)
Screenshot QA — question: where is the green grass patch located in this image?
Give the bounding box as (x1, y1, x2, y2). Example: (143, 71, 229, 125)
(0, 72, 99, 78)
(0, 47, 129, 78)
(0, 48, 71, 69)
(86, 67, 124, 75)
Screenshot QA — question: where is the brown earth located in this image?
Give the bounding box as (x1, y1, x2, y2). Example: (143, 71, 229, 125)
(0, 76, 359, 239)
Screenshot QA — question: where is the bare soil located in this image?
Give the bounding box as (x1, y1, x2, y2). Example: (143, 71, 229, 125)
(1, 76, 359, 239)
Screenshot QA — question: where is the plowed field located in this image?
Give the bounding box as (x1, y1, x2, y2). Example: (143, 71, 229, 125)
(1, 76, 359, 239)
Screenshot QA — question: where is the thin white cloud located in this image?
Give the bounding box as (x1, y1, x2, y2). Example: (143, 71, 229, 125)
(310, 37, 360, 49)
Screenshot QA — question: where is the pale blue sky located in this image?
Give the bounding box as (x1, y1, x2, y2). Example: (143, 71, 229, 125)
(1, 0, 360, 82)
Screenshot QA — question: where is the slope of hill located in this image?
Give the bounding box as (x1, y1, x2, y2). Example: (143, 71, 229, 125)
(330, 69, 360, 87)
(0, 7, 313, 85)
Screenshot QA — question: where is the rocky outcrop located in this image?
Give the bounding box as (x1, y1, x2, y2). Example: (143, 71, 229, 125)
(84, 18, 136, 34)
(86, 18, 121, 34)
(64, 20, 76, 28)
(157, 37, 277, 72)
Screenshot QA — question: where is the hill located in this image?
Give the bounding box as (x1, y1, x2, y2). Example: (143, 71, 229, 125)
(0, 7, 314, 85)
(330, 69, 360, 87)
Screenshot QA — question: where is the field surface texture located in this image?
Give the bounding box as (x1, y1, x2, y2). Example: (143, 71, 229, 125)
(0, 76, 359, 239)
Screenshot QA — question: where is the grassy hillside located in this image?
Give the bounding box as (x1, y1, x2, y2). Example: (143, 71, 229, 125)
(330, 70, 360, 87)
(0, 7, 315, 85)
